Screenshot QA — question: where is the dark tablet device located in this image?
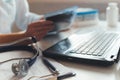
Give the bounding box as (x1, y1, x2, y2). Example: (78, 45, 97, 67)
(44, 6, 78, 35)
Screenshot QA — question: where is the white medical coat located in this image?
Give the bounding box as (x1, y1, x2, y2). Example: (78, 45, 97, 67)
(0, 0, 42, 33)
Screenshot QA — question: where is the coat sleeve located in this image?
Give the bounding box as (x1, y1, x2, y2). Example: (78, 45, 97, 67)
(15, 0, 43, 30)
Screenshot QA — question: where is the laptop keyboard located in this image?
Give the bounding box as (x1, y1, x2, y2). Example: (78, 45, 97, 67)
(65, 32, 120, 56)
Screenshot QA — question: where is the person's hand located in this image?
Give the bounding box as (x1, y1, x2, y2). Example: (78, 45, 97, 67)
(25, 20, 54, 41)
(0, 20, 54, 44)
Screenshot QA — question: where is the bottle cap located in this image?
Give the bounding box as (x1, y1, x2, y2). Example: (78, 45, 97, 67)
(108, 2, 118, 7)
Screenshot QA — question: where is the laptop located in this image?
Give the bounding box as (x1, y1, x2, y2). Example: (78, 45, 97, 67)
(44, 6, 78, 35)
(43, 31, 120, 66)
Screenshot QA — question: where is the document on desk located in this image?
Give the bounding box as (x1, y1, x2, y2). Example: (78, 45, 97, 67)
(0, 51, 74, 80)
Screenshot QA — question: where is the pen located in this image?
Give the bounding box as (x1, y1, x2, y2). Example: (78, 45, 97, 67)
(57, 72, 76, 80)
(42, 57, 59, 75)
(42, 57, 76, 80)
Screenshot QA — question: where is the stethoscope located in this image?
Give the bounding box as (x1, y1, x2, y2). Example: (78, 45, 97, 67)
(0, 37, 39, 78)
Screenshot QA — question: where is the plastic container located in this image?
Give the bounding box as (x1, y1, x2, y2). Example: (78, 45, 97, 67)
(75, 8, 99, 26)
(106, 2, 119, 27)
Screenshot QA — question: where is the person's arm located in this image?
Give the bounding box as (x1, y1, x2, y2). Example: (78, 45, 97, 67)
(0, 32, 25, 44)
(0, 20, 54, 44)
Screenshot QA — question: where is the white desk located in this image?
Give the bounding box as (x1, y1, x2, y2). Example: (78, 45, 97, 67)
(0, 21, 120, 80)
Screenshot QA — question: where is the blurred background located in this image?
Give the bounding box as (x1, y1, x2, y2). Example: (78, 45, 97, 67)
(28, 0, 120, 20)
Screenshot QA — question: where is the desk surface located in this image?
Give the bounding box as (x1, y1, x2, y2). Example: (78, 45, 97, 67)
(39, 21, 120, 80)
(1, 21, 120, 80)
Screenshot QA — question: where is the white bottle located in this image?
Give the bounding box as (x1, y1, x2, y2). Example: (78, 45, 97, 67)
(106, 2, 119, 27)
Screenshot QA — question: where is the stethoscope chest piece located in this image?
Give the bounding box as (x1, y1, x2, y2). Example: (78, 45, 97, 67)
(12, 59, 29, 77)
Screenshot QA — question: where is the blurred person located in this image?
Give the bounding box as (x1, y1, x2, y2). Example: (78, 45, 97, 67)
(0, 0, 54, 44)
